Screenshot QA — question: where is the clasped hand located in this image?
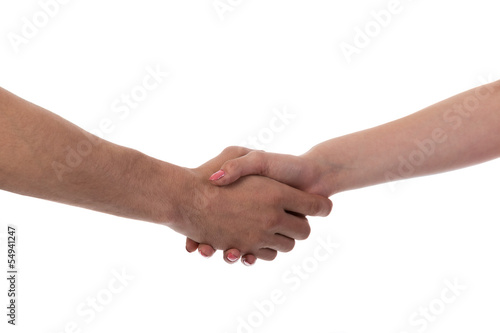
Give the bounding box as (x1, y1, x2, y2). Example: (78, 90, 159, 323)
(178, 146, 333, 266)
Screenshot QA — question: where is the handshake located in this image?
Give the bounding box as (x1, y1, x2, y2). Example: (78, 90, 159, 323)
(0, 87, 334, 268)
(164, 146, 335, 266)
(2, 80, 497, 266)
(119, 79, 500, 266)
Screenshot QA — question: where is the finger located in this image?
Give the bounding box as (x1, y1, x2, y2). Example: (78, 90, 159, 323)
(208, 151, 268, 184)
(273, 213, 312, 241)
(209, 151, 302, 186)
(198, 243, 216, 258)
(241, 253, 257, 266)
(282, 186, 333, 217)
(223, 248, 241, 264)
(186, 238, 199, 253)
(254, 248, 278, 261)
(270, 233, 296, 252)
(203, 146, 252, 175)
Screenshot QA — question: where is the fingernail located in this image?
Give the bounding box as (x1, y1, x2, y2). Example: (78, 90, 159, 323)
(199, 249, 209, 258)
(209, 170, 225, 181)
(227, 253, 238, 262)
(242, 258, 252, 266)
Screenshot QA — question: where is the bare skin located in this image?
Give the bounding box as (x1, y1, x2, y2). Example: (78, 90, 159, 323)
(0, 87, 333, 261)
(192, 80, 500, 264)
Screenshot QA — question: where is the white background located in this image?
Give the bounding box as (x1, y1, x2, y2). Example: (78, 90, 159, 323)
(1, 0, 499, 332)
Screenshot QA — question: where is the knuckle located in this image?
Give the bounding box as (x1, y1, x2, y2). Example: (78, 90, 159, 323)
(264, 214, 280, 230)
(222, 159, 237, 173)
(309, 197, 330, 216)
(307, 198, 322, 215)
(221, 146, 237, 154)
(247, 151, 267, 173)
(265, 189, 282, 207)
(222, 146, 251, 157)
(314, 197, 333, 216)
(247, 150, 263, 159)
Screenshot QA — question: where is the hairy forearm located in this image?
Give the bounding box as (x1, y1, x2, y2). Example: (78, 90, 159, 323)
(0, 87, 334, 260)
(0, 87, 184, 223)
(307, 80, 500, 195)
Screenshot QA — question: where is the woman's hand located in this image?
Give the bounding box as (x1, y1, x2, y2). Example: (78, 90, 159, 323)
(207, 149, 334, 197)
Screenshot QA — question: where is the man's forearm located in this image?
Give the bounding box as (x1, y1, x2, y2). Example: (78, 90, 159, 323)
(0, 87, 334, 260)
(307, 80, 500, 195)
(0, 87, 184, 223)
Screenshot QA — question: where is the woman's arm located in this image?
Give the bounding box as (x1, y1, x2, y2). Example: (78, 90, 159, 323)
(212, 80, 500, 196)
(199, 79, 500, 263)
(0, 87, 332, 260)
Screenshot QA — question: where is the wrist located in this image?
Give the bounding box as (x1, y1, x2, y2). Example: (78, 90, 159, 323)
(154, 165, 202, 237)
(303, 139, 358, 196)
(115, 148, 192, 227)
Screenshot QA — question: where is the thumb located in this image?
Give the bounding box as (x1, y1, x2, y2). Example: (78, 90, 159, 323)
(208, 151, 305, 188)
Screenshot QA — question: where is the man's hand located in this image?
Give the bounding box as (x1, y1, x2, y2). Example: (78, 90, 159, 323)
(0, 87, 331, 264)
(185, 147, 335, 265)
(174, 147, 332, 261)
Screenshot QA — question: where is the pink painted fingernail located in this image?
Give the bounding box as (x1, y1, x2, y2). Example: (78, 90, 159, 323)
(242, 258, 253, 266)
(227, 253, 238, 262)
(209, 170, 225, 181)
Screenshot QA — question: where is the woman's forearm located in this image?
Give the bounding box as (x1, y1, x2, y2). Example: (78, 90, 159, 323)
(307, 80, 500, 195)
(197, 80, 500, 262)
(209, 80, 500, 199)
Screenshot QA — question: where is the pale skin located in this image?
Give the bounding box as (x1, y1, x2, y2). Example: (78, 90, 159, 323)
(192, 80, 500, 264)
(0, 87, 333, 264)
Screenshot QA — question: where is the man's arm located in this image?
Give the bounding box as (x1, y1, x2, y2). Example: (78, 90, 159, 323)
(0, 87, 332, 260)
(0, 87, 182, 222)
